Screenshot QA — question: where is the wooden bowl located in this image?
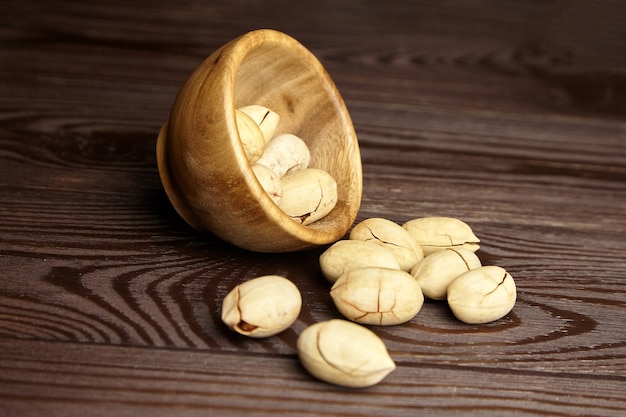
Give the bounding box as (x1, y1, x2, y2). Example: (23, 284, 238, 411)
(156, 29, 362, 252)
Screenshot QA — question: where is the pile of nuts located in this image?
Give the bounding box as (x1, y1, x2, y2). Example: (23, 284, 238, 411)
(221, 216, 517, 388)
(237, 105, 337, 225)
(324, 217, 516, 327)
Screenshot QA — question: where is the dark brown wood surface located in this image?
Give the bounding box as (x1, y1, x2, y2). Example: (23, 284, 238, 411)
(1, 1, 625, 415)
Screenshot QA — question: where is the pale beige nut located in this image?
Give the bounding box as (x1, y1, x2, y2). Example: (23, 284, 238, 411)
(319, 240, 401, 283)
(221, 275, 302, 337)
(238, 104, 280, 144)
(278, 168, 337, 225)
(349, 217, 424, 271)
(447, 265, 516, 324)
(297, 319, 396, 388)
(410, 247, 482, 300)
(330, 267, 424, 325)
(251, 163, 283, 205)
(235, 109, 266, 163)
(256, 133, 311, 177)
(402, 216, 480, 256)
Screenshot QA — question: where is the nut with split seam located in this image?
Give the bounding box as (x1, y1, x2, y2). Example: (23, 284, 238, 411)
(221, 275, 301, 337)
(447, 265, 516, 324)
(402, 217, 480, 256)
(238, 104, 280, 144)
(350, 217, 424, 271)
(410, 247, 481, 300)
(319, 240, 401, 283)
(330, 267, 424, 326)
(297, 319, 396, 388)
(278, 168, 337, 225)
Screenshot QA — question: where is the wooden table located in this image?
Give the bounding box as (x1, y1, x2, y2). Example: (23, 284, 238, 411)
(2, 1, 625, 415)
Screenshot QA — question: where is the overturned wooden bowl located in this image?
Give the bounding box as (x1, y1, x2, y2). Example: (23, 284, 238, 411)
(156, 29, 362, 252)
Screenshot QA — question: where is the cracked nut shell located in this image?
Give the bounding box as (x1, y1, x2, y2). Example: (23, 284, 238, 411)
(447, 265, 516, 324)
(297, 319, 396, 387)
(402, 216, 480, 256)
(221, 275, 302, 337)
(330, 267, 424, 325)
(319, 239, 401, 283)
(410, 247, 482, 300)
(349, 217, 424, 271)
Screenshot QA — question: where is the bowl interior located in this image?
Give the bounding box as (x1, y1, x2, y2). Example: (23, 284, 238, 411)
(233, 38, 361, 234)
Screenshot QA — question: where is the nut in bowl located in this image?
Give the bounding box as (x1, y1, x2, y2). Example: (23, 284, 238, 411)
(157, 29, 362, 252)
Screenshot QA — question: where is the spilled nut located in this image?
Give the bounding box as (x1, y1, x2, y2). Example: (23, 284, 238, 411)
(221, 275, 302, 337)
(319, 240, 401, 283)
(350, 217, 424, 271)
(297, 319, 396, 388)
(411, 247, 481, 300)
(402, 217, 480, 256)
(330, 267, 424, 325)
(447, 265, 516, 324)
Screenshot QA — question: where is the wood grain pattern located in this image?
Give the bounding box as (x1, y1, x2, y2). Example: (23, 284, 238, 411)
(1, 0, 625, 416)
